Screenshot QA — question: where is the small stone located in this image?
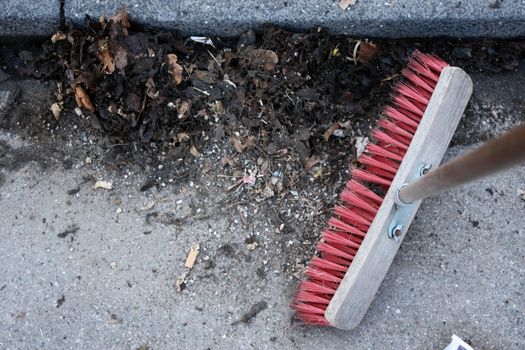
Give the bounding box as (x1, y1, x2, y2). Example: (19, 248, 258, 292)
(246, 242, 258, 251)
(111, 262, 117, 269)
(85, 157, 92, 164)
(116, 208, 122, 214)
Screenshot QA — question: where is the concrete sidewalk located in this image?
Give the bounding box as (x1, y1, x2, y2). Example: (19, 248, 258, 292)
(2, 0, 525, 37)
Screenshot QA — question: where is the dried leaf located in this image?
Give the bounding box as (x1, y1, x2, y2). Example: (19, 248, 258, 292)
(323, 122, 341, 141)
(97, 39, 116, 74)
(246, 49, 279, 71)
(50, 31, 66, 43)
(354, 41, 379, 64)
(109, 8, 130, 35)
(190, 145, 201, 157)
(177, 101, 190, 119)
(167, 54, 183, 85)
(339, 0, 357, 10)
(176, 132, 190, 143)
(50, 102, 63, 121)
(94, 180, 113, 190)
(184, 244, 200, 268)
(74, 86, 95, 113)
(304, 155, 321, 171)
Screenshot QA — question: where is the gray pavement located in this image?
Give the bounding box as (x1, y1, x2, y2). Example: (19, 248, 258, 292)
(0, 0, 60, 37)
(0, 136, 524, 349)
(2, 0, 525, 37)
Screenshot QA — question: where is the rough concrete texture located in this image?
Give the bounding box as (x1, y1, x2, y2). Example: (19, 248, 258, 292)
(65, 0, 525, 37)
(0, 135, 524, 350)
(0, 52, 524, 350)
(0, 0, 60, 37)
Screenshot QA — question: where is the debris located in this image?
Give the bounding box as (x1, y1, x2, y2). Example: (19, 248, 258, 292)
(190, 145, 201, 157)
(107, 314, 122, 324)
(184, 244, 200, 268)
(113, 196, 122, 206)
(176, 271, 188, 292)
(323, 122, 341, 141)
(56, 295, 65, 308)
(263, 185, 275, 199)
(304, 155, 321, 171)
(74, 86, 95, 113)
(116, 208, 123, 214)
(339, 0, 357, 10)
(246, 242, 258, 251)
(137, 200, 155, 212)
(242, 175, 256, 186)
(109, 8, 131, 35)
(189, 36, 215, 48)
(167, 54, 184, 85)
(85, 157, 92, 164)
(245, 49, 279, 71)
(353, 41, 379, 64)
(355, 136, 369, 157)
(177, 101, 190, 119)
(232, 301, 268, 325)
(111, 262, 117, 269)
(57, 224, 79, 238)
(97, 39, 116, 74)
(94, 180, 113, 190)
(50, 102, 63, 121)
(50, 31, 66, 43)
(230, 135, 255, 153)
(517, 188, 525, 201)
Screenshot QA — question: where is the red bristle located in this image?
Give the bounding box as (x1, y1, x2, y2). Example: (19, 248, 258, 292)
(305, 267, 343, 283)
(292, 50, 448, 326)
(365, 144, 404, 162)
(372, 130, 409, 151)
(294, 291, 331, 304)
(346, 180, 383, 204)
(395, 82, 430, 104)
(317, 242, 355, 261)
(298, 281, 337, 294)
(327, 217, 366, 237)
(340, 190, 379, 214)
(351, 168, 392, 186)
(401, 68, 434, 93)
(292, 303, 327, 315)
(322, 230, 362, 249)
(310, 256, 349, 272)
(383, 105, 419, 129)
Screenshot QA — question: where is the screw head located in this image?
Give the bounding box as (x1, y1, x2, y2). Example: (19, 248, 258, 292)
(389, 225, 403, 241)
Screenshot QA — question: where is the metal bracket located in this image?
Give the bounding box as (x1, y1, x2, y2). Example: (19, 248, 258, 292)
(387, 163, 431, 241)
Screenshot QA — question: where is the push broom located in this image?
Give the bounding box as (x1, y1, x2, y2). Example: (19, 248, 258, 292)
(292, 50, 525, 329)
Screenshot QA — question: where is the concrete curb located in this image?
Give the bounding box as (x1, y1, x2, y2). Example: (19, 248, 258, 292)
(2, 0, 525, 38)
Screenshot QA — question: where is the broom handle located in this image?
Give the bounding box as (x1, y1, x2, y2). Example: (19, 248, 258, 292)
(399, 123, 525, 204)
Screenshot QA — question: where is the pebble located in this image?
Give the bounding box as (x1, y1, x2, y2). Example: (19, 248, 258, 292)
(116, 208, 122, 214)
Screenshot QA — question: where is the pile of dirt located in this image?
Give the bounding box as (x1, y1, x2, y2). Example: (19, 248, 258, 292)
(0, 11, 524, 269)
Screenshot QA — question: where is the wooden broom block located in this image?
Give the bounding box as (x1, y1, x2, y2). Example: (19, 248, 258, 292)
(324, 66, 473, 330)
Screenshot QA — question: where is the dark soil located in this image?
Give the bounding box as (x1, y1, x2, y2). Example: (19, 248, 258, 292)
(0, 12, 524, 269)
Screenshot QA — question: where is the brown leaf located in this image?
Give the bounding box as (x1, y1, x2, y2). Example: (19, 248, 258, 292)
(339, 0, 357, 10)
(109, 8, 130, 36)
(50, 31, 66, 43)
(74, 86, 94, 112)
(190, 145, 201, 157)
(167, 54, 183, 85)
(304, 155, 321, 171)
(230, 135, 255, 153)
(176, 132, 190, 143)
(97, 39, 116, 74)
(354, 41, 379, 64)
(246, 49, 279, 71)
(177, 101, 190, 119)
(323, 122, 341, 141)
(50, 102, 63, 121)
